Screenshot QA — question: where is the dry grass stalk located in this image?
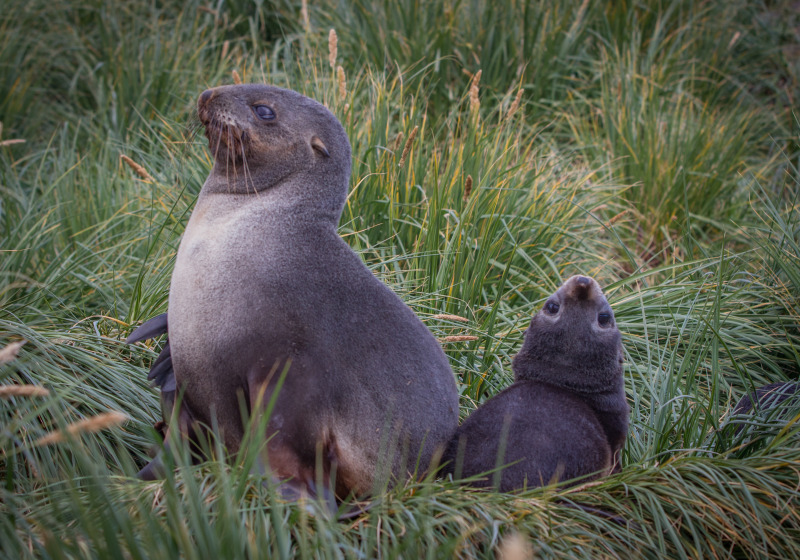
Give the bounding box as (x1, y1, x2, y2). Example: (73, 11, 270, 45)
(432, 314, 469, 323)
(0, 138, 26, 147)
(463, 175, 473, 200)
(120, 155, 154, 182)
(35, 411, 129, 446)
(328, 29, 338, 69)
(497, 532, 534, 560)
(232, 69, 242, 84)
(507, 88, 524, 120)
(301, 0, 310, 32)
(398, 125, 419, 169)
(469, 70, 482, 114)
(0, 340, 26, 365)
(728, 31, 741, 50)
(439, 335, 479, 343)
(221, 40, 229, 61)
(0, 385, 49, 398)
(337, 65, 346, 98)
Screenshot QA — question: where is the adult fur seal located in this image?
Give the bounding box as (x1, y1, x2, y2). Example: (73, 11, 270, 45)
(442, 275, 628, 491)
(130, 84, 459, 497)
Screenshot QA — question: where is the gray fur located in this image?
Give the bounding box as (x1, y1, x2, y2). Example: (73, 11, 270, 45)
(165, 84, 458, 496)
(442, 275, 628, 491)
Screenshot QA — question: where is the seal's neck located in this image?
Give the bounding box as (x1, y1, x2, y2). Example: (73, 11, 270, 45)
(199, 165, 349, 227)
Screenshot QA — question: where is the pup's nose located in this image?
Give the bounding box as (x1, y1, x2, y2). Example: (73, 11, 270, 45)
(570, 275, 594, 300)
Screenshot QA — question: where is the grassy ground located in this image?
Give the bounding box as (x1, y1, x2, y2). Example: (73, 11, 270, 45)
(2, 0, 800, 557)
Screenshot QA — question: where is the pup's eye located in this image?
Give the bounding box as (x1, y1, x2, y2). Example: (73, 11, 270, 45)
(253, 105, 275, 120)
(598, 312, 612, 326)
(544, 301, 560, 315)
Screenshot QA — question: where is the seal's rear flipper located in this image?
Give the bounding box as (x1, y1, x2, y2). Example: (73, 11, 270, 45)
(136, 394, 206, 480)
(137, 452, 166, 481)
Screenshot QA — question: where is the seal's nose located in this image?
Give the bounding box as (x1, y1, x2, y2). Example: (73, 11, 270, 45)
(569, 275, 593, 300)
(198, 89, 215, 110)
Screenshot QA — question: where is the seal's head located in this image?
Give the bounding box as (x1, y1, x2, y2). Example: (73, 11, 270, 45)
(512, 275, 623, 392)
(197, 84, 351, 217)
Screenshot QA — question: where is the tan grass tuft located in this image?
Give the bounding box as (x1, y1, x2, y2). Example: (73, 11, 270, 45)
(337, 65, 346, 98)
(497, 532, 534, 560)
(301, 0, 310, 32)
(398, 126, 419, 169)
(232, 69, 242, 84)
(0, 385, 49, 398)
(463, 175, 473, 200)
(432, 314, 469, 323)
(469, 70, 482, 114)
(35, 411, 129, 446)
(120, 154, 154, 182)
(0, 340, 26, 365)
(439, 335, 479, 343)
(507, 88, 524, 120)
(328, 29, 338, 69)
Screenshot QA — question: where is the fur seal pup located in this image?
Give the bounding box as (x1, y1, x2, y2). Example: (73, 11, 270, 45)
(132, 84, 459, 497)
(442, 275, 628, 491)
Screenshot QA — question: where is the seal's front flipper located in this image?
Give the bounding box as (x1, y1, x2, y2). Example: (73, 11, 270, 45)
(127, 313, 168, 344)
(127, 312, 175, 428)
(128, 313, 181, 480)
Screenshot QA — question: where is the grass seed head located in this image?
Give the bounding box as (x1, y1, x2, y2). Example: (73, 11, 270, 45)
(398, 125, 418, 169)
(0, 384, 50, 398)
(470, 70, 482, 114)
(120, 154, 154, 182)
(328, 29, 338, 69)
(35, 411, 129, 446)
(337, 65, 346, 98)
(464, 175, 473, 200)
(497, 532, 533, 560)
(507, 88, 524, 120)
(432, 314, 469, 323)
(0, 340, 26, 365)
(232, 69, 242, 84)
(439, 335, 479, 343)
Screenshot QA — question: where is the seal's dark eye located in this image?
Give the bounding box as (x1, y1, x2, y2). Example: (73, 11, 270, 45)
(253, 105, 275, 120)
(598, 312, 612, 326)
(544, 301, 560, 315)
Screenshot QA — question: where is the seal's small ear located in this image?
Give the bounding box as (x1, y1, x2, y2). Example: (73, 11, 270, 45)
(311, 136, 330, 158)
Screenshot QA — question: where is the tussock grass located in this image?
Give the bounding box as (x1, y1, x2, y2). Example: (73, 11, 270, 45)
(2, 0, 800, 557)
